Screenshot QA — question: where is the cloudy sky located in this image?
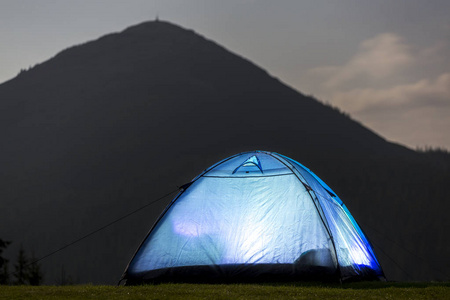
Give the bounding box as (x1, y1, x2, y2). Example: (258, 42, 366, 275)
(1, 0, 449, 150)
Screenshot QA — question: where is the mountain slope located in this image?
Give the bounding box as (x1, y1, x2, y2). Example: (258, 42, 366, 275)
(0, 20, 448, 283)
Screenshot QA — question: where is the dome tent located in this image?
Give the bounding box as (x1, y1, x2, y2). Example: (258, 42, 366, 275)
(120, 151, 385, 284)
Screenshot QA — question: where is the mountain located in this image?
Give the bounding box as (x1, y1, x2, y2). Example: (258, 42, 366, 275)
(0, 20, 449, 284)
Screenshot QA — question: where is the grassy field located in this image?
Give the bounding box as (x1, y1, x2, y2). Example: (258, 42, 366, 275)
(1, 282, 449, 299)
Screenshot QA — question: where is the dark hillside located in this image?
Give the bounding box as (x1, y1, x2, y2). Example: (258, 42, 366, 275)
(0, 20, 448, 283)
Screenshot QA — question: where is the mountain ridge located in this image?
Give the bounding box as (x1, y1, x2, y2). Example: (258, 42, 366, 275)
(0, 20, 421, 156)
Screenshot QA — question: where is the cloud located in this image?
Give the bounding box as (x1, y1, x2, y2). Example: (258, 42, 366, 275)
(305, 33, 450, 149)
(332, 73, 450, 113)
(311, 33, 414, 89)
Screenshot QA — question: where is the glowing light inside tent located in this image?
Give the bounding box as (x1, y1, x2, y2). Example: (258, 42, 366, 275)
(223, 214, 268, 264)
(348, 246, 372, 266)
(173, 219, 204, 237)
(125, 151, 385, 282)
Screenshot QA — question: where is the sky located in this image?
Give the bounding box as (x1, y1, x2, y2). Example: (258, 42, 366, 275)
(1, 0, 449, 150)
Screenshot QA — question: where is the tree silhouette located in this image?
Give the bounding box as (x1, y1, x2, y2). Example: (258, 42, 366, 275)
(13, 245, 29, 285)
(0, 238, 11, 284)
(28, 253, 43, 285)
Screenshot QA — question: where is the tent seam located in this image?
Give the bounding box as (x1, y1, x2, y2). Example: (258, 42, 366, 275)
(266, 151, 342, 281)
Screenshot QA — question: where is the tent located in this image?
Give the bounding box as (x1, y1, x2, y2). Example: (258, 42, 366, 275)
(120, 151, 385, 284)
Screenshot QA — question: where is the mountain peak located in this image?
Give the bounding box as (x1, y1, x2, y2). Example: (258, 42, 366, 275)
(96, 19, 202, 47)
(121, 19, 190, 34)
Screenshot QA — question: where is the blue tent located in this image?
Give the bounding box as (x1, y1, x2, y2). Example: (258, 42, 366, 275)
(121, 151, 385, 284)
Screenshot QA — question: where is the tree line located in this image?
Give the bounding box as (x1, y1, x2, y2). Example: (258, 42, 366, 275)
(0, 238, 43, 285)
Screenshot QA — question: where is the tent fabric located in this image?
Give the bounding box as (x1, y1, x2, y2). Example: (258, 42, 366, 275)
(121, 151, 385, 284)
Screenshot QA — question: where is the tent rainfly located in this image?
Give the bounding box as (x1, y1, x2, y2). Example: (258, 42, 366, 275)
(120, 151, 385, 284)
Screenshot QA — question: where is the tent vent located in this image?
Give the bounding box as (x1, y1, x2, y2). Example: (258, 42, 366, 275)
(232, 155, 263, 174)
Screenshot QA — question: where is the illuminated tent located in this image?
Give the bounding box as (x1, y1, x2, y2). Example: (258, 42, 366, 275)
(120, 151, 385, 284)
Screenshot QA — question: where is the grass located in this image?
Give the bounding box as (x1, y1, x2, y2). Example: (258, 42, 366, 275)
(1, 282, 449, 299)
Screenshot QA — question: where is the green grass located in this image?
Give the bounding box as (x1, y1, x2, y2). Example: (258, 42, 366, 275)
(1, 282, 449, 299)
